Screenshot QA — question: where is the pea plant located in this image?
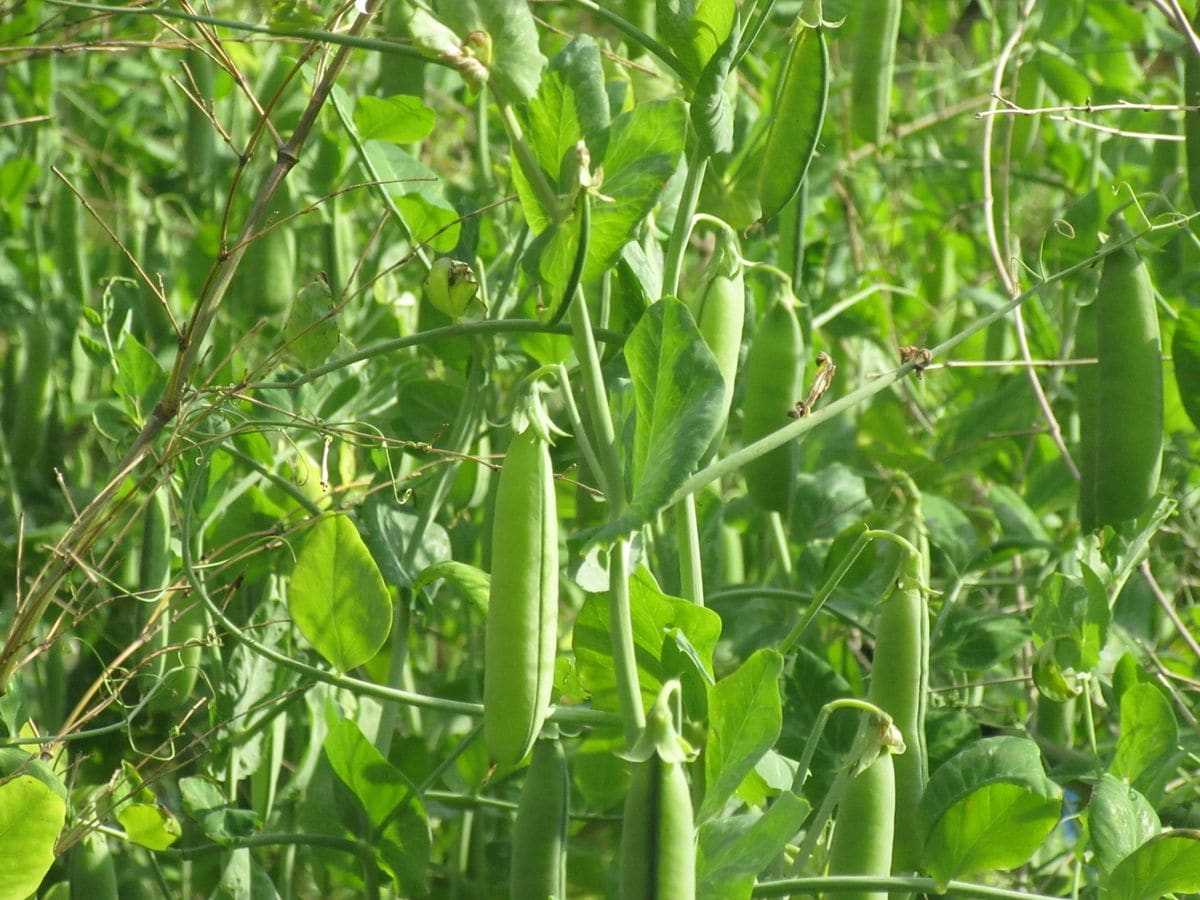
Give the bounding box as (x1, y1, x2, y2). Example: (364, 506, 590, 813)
(3, 0, 1200, 897)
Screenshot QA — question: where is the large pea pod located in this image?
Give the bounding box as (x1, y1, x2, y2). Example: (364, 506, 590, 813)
(69, 831, 119, 900)
(510, 736, 569, 899)
(619, 752, 695, 900)
(867, 540, 927, 873)
(826, 750, 896, 900)
(1185, 12, 1200, 211)
(741, 296, 804, 513)
(10, 315, 53, 466)
(1083, 220, 1163, 527)
(690, 231, 745, 455)
(849, 0, 902, 145)
(484, 428, 559, 766)
(1075, 298, 1099, 531)
(756, 22, 828, 224)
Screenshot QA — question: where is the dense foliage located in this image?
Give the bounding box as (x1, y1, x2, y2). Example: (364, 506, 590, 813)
(1, 0, 1199, 897)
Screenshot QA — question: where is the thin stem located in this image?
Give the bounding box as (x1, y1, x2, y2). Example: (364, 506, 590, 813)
(753, 876, 1065, 899)
(564, 0, 689, 82)
(662, 145, 708, 298)
(793, 698, 889, 793)
(609, 538, 646, 744)
(569, 292, 625, 513)
(676, 494, 704, 605)
(767, 511, 792, 576)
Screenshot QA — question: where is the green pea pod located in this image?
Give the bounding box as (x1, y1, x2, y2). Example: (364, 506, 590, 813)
(1075, 298, 1099, 532)
(69, 831, 119, 900)
(867, 541, 927, 873)
(619, 752, 695, 900)
(1082, 221, 1163, 528)
(484, 428, 559, 766)
(1185, 13, 1200, 211)
(10, 315, 53, 466)
(511, 737, 569, 899)
(757, 23, 828, 224)
(850, 0, 902, 145)
(741, 296, 804, 513)
(691, 231, 745, 455)
(826, 750, 896, 900)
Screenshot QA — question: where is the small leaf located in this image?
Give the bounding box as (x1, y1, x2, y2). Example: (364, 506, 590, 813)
(283, 273, 340, 368)
(180, 777, 258, 843)
(1105, 831, 1200, 900)
(117, 802, 182, 851)
(353, 94, 436, 144)
(691, 14, 741, 156)
(288, 514, 393, 671)
(696, 791, 811, 900)
(1109, 683, 1178, 791)
(699, 648, 783, 822)
(0, 775, 66, 898)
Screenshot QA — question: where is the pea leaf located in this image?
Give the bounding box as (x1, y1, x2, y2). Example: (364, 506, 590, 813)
(699, 648, 783, 822)
(1088, 774, 1160, 874)
(691, 13, 741, 156)
(918, 736, 1062, 884)
(433, 0, 546, 101)
(1105, 831, 1200, 900)
(289, 514, 393, 672)
(591, 298, 724, 542)
(0, 775, 66, 899)
(696, 791, 811, 900)
(1109, 683, 1178, 794)
(657, 0, 737, 84)
(324, 714, 431, 896)
(353, 94, 436, 144)
(573, 565, 721, 713)
(116, 802, 182, 850)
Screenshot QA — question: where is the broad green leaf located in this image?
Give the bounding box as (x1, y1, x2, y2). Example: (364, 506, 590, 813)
(699, 648, 783, 822)
(919, 736, 1062, 883)
(1172, 307, 1200, 432)
(573, 566, 721, 712)
(932, 606, 1031, 672)
(353, 94, 436, 144)
(1035, 44, 1091, 104)
(411, 560, 489, 611)
(114, 332, 165, 424)
(1089, 774, 1160, 874)
(989, 484, 1051, 546)
(1109, 683, 1178, 791)
(511, 35, 609, 231)
(696, 791, 811, 900)
(921, 492, 976, 572)
(288, 514, 392, 672)
(0, 749, 67, 800)
(1105, 831, 1200, 900)
(1030, 572, 1109, 673)
(358, 138, 459, 252)
(691, 14, 741, 156)
(116, 802, 181, 850)
(180, 777, 257, 842)
(283, 274, 340, 368)
(434, 0, 547, 101)
(657, 0, 737, 83)
(324, 715, 431, 896)
(0, 775, 66, 897)
(592, 299, 723, 542)
(360, 493, 452, 590)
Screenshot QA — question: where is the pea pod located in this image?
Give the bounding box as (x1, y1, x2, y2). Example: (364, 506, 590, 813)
(826, 747, 896, 900)
(1080, 220, 1162, 528)
(1075, 298, 1099, 532)
(867, 535, 927, 873)
(850, 0, 902, 145)
(511, 737, 569, 899)
(619, 682, 696, 900)
(484, 428, 559, 766)
(756, 22, 828, 224)
(690, 230, 745, 454)
(741, 295, 804, 513)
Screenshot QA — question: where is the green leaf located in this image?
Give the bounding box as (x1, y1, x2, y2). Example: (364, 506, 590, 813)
(353, 94, 436, 144)
(1172, 307, 1200, 432)
(114, 332, 166, 424)
(590, 299, 723, 542)
(657, 0, 737, 84)
(0, 775, 66, 898)
(1105, 831, 1200, 900)
(360, 493, 452, 590)
(324, 714, 431, 896)
(573, 566, 721, 712)
(1030, 572, 1109, 672)
(283, 274, 340, 368)
(1088, 774, 1160, 874)
(696, 791, 811, 900)
(358, 138, 459, 252)
(180, 777, 258, 843)
(699, 648, 783, 822)
(691, 14, 741, 156)
(116, 802, 182, 851)
(288, 514, 393, 672)
(434, 0, 547, 101)
(919, 736, 1062, 883)
(1109, 683, 1178, 791)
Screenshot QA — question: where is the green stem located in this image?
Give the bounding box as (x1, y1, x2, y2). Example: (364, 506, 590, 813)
(569, 291, 625, 513)
(609, 538, 647, 744)
(676, 493, 704, 605)
(495, 94, 561, 223)
(767, 510, 792, 576)
(793, 698, 890, 793)
(752, 876, 1065, 899)
(554, 363, 605, 491)
(662, 145, 708, 298)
